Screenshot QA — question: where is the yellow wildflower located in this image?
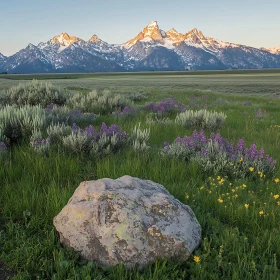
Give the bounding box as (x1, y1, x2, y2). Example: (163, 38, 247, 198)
(277, 201, 280, 206)
(217, 176, 221, 181)
(249, 167, 254, 172)
(234, 194, 238, 198)
(218, 198, 224, 203)
(242, 184, 247, 189)
(273, 194, 279, 200)
(274, 178, 280, 183)
(219, 179, 225, 185)
(186, 194, 190, 199)
(239, 157, 243, 163)
(244, 204, 249, 209)
(200, 186, 204, 190)
(259, 211, 264, 216)
(193, 256, 201, 263)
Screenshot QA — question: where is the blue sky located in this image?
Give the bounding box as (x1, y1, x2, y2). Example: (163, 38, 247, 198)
(1, 0, 280, 56)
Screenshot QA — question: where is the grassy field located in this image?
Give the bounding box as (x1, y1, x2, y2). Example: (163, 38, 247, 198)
(1, 70, 280, 96)
(0, 72, 280, 279)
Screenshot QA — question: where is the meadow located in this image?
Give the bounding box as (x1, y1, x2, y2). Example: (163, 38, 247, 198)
(0, 71, 280, 279)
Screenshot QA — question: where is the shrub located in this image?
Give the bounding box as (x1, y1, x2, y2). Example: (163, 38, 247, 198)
(30, 130, 50, 154)
(47, 123, 72, 144)
(124, 92, 148, 101)
(62, 122, 128, 155)
(1, 80, 68, 107)
(3, 122, 22, 144)
(146, 115, 173, 125)
(45, 104, 70, 124)
(67, 90, 133, 114)
(45, 105, 97, 125)
(0, 127, 8, 142)
(67, 110, 97, 123)
(175, 109, 227, 130)
(91, 133, 127, 157)
(131, 123, 150, 152)
(112, 106, 136, 118)
(62, 132, 90, 153)
(90, 123, 128, 156)
(0, 105, 47, 139)
(162, 130, 276, 178)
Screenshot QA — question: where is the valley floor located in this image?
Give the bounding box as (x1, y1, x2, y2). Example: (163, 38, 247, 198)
(0, 71, 279, 279)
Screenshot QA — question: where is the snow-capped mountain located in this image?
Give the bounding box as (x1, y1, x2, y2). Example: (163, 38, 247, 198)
(0, 44, 54, 73)
(1, 21, 280, 73)
(0, 53, 6, 60)
(261, 46, 280, 55)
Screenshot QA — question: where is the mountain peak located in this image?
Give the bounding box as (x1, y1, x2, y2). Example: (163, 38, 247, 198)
(88, 34, 101, 43)
(143, 21, 162, 38)
(184, 28, 207, 44)
(146, 21, 159, 28)
(26, 43, 37, 49)
(187, 28, 206, 39)
(261, 46, 280, 54)
(126, 20, 164, 46)
(51, 32, 82, 46)
(167, 28, 178, 33)
(166, 28, 185, 42)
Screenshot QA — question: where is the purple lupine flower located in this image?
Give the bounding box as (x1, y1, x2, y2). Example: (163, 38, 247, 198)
(33, 140, 39, 146)
(164, 129, 276, 176)
(85, 125, 95, 135)
(113, 106, 136, 117)
(258, 148, 264, 159)
(245, 144, 258, 160)
(164, 141, 169, 147)
(72, 123, 79, 134)
(71, 122, 128, 143)
(145, 98, 186, 113)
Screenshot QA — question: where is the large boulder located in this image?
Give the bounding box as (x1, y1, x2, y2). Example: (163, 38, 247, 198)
(53, 176, 201, 268)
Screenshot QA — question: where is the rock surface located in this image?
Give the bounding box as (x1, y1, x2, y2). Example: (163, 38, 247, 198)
(53, 176, 201, 268)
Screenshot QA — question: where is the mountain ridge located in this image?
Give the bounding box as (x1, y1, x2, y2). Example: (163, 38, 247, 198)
(1, 21, 280, 73)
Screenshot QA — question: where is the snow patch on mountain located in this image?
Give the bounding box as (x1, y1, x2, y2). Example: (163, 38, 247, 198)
(261, 46, 280, 54)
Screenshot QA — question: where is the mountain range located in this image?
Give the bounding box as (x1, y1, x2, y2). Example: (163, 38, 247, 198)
(1, 21, 280, 73)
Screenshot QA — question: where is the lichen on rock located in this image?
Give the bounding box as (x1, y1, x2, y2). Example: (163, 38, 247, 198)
(53, 175, 201, 268)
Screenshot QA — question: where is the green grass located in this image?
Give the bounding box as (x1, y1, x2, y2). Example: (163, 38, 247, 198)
(0, 75, 280, 279)
(2, 70, 280, 96)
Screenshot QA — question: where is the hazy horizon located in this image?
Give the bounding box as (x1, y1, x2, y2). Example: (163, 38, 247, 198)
(1, 0, 280, 56)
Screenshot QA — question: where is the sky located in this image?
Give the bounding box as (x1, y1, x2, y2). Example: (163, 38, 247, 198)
(1, 0, 280, 56)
